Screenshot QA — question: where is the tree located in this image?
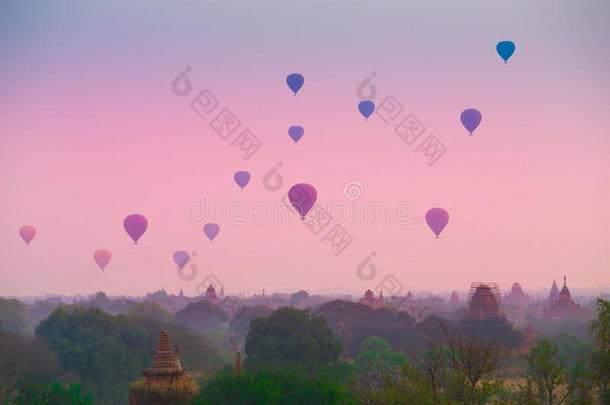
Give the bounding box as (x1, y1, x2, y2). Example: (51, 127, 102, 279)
(0, 297, 27, 334)
(244, 307, 342, 372)
(174, 300, 229, 333)
(523, 339, 569, 405)
(589, 298, 610, 404)
(355, 337, 408, 391)
(7, 380, 93, 405)
(128, 301, 172, 322)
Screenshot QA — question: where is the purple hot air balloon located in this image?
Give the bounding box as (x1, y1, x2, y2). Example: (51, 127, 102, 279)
(173, 250, 190, 269)
(203, 223, 220, 242)
(94, 249, 112, 270)
(234, 171, 251, 190)
(123, 214, 148, 244)
(19, 225, 36, 246)
(358, 101, 375, 120)
(288, 183, 317, 220)
(460, 109, 482, 135)
(425, 208, 450, 238)
(288, 126, 304, 144)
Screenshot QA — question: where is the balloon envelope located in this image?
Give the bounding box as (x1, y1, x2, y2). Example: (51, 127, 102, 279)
(203, 223, 220, 242)
(234, 171, 251, 190)
(496, 41, 515, 63)
(286, 73, 304, 95)
(19, 225, 36, 245)
(288, 183, 317, 219)
(460, 109, 482, 135)
(425, 208, 449, 238)
(94, 249, 112, 270)
(123, 214, 148, 244)
(358, 101, 375, 119)
(288, 126, 304, 143)
(173, 250, 190, 269)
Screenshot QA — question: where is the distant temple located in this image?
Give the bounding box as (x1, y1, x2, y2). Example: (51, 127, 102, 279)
(549, 279, 560, 304)
(359, 289, 384, 308)
(203, 283, 221, 305)
(518, 323, 537, 354)
(464, 282, 504, 319)
(128, 330, 198, 404)
(504, 282, 530, 307)
(449, 291, 460, 304)
(542, 276, 582, 319)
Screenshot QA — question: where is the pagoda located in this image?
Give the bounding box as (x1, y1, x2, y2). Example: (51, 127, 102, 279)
(203, 283, 221, 305)
(464, 282, 504, 319)
(504, 282, 530, 308)
(518, 323, 537, 354)
(359, 289, 384, 308)
(128, 330, 198, 405)
(549, 279, 560, 304)
(449, 291, 460, 304)
(542, 276, 582, 319)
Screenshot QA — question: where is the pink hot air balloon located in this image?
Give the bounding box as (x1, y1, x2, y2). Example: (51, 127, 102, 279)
(94, 249, 112, 270)
(425, 208, 449, 238)
(123, 214, 148, 244)
(19, 225, 36, 246)
(288, 183, 317, 220)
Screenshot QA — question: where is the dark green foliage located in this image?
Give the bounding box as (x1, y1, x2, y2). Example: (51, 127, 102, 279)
(457, 316, 523, 349)
(189, 369, 358, 405)
(0, 297, 27, 334)
(7, 380, 93, 405)
(174, 300, 229, 333)
(245, 307, 342, 372)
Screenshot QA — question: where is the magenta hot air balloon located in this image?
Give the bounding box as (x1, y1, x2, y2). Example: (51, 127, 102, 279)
(123, 214, 148, 244)
(94, 249, 112, 270)
(288, 183, 317, 220)
(234, 171, 251, 190)
(203, 223, 220, 242)
(19, 225, 36, 246)
(425, 208, 449, 238)
(173, 250, 190, 269)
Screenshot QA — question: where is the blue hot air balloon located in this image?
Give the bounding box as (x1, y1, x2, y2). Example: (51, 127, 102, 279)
(288, 126, 304, 144)
(358, 101, 375, 120)
(286, 73, 304, 95)
(496, 41, 515, 63)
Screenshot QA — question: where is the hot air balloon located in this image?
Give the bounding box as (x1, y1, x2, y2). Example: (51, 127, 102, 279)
(496, 41, 515, 63)
(94, 249, 112, 270)
(288, 183, 317, 219)
(173, 251, 190, 269)
(234, 171, 251, 190)
(288, 126, 304, 144)
(123, 214, 148, 244)
(286, 73, 304, 95)
(460, 109, 482, 135)
(19, 225, 36, 246)
(203, 223, 220, 242)
(425, 208, 449, 238)
(358, 101, 375, 120)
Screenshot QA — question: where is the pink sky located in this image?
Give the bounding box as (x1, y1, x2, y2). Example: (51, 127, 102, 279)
(1, 0, 609, 296)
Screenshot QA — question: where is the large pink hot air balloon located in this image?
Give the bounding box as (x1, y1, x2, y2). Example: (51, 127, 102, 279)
(123, 214, 148, 244)
(288, 183, 317, 220)
(425, 208, 449, 238)
(19, 225, 36, 246)
(94, 249, 112, 270)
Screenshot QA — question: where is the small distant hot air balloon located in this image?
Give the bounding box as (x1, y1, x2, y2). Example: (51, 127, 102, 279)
(19, 225, 36, 246)
(358, 101, 375, 120)
(286, 73, 304, 95)
(460, 109, 482, 135)
(288, 126, 304, 144)
(123, 214, 148, 244)
(288, 183, 317, 220)
(203, 223, 220, 242)
(425, 208, 449, 238)
(94, 249, 112, 271)
(173, 251, 190, 269)
(234, 171, 251, 190)
(496, 41, 515, 63)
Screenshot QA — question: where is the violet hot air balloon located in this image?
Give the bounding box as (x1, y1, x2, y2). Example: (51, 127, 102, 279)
(173, 250, 190, 269)
(425, 208, 449, 239)
(288, 126, 304, 144)
(234, 171, 251, 190)
(94, 249, 112, 271)
(286, 73, 304, 95)
(288, 183, 317, 220)
(123, 214, 148, 244)
(19, 225, 36, 246)
(460, 109, 482, 135)
(203, 223, 220, 242)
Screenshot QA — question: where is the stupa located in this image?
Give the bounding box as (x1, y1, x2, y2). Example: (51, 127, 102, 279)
(542, 276, 582, 319)
(549, 279, 560, 304)
(504, 282, 530, 307)
(128, 330, 198, 404)
(359, 289, 384, 308)
(464, 282, 504, 319)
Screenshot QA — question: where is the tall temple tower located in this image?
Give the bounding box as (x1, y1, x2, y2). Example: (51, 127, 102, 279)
(128, 330, 198, 405)
(543, 276, 582, 319)
(464, 282, 504, 319)
(549, 279, 560, 304)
